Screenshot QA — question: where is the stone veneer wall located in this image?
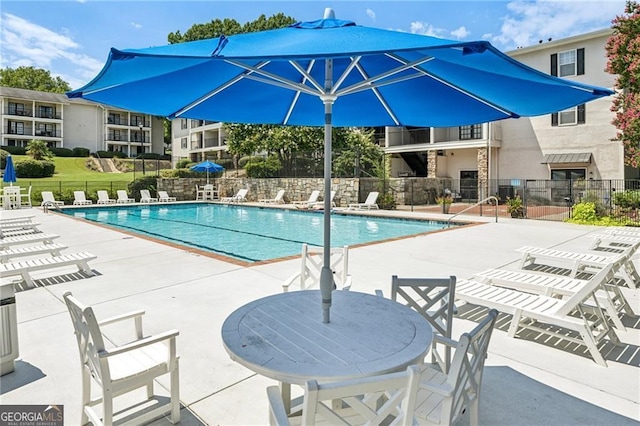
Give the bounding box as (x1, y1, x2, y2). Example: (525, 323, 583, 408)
(157, 177, 461, 206)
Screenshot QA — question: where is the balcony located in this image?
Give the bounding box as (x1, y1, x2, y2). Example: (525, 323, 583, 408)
(3, 127, 33, 136)
(4, 109, 33, 118)
(35, 130, 61, 138)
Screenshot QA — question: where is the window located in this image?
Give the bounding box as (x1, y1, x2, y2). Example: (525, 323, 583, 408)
(551, 48, 584, 77)
(459, 124, 482, 140)
(181, 137, 188, 149)
(108, 113, 121, 125)
(39, 106, 54, 118)
(551, 104, 585, 126)
(551, 169, 586, 180)
(181, 119, 188, 130)
(8, 103, 25, 116)
(8, 121, 24, 135)
(36, 123, 55, 137)
(132, 115, 144, 126)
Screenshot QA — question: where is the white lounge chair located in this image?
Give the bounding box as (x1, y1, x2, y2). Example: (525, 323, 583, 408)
(96, 190, 116, 204)
(589, 232, 640, 253)
(0, 233, 60, 249)
(267, 365, 420, 426)
(220, 188, 248, 203)
(307, 190, 336, 209)
(390, 275, 457, 373)
(516, 245, 639, 288)
(116, 190, 135, 203)
(348, 191, 379, 210)
(63, 292, 180, 426)
(282, 243, 352, 292)
(0, 243, 68, 263)
(0, 228, 41, 239)
(40, 191, 64, 207)
(292, 190, 320, 208)
(73, 191, 93, 205)
(259, 189, 285, 204)
(414, 309, 498, 425)
(0, 252, 97, 289)
(455, 264, 619, 366)
(140, 189, 158, 203)
(158, 190, 177, 202)
(0, 216, 35, 224)
(0, 220, 40, 233)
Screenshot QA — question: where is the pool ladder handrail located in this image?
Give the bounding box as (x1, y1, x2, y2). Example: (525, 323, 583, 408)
(446, 196, 499, 227)
(42, 201, 62, 213)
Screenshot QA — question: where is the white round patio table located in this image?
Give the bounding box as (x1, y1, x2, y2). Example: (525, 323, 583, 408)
(221, 289, 432, 410)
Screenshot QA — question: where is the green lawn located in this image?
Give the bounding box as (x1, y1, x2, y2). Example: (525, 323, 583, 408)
(9, 155, 135, 182)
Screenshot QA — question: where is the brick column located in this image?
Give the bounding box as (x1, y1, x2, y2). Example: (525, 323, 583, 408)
(426, 150, 437, 178)
(477, 147, 488, 200)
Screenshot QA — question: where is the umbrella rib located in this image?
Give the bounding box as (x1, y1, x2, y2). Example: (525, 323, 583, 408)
(283, 60, 318, 125)
(331, 56, 362, 94)
(352, 62, 400, 126)
(225, 59, 321, 97)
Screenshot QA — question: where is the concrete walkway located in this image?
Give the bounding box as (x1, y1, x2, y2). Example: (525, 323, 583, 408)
(0, 206, 638, 425)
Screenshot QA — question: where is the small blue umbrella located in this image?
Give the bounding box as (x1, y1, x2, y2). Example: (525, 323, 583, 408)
(190, 160, 224, 184)
(3, 155, 17, 186)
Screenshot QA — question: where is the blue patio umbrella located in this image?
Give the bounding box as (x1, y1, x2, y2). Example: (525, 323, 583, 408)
(190, 160, 224, 184)
(3, 155, 16, 186)
(68, 8, 613, 322)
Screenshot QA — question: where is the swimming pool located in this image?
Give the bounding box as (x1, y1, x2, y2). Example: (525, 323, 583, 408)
(64, 203, 454, 263)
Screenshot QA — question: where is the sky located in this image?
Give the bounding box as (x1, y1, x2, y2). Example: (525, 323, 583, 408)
(0, 0, 626, 90)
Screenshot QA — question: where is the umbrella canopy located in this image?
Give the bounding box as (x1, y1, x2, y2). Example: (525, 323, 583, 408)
(190, 160, 224, 184)
(3, 155, 16, 186)
(68, 8, 613, 323)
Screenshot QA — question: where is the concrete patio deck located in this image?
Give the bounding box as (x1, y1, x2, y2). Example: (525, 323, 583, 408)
(0, 205, 638, 425)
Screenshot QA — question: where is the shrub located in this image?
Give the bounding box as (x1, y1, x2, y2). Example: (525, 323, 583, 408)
(244, 156, 280, 178)
(3, 146, 26, 155)
(50, 147, 74, 157)
(216, 158, 234, 170)
(94, 150, 126, 159)
(128, 175, 158, 199)
(15, 159, 55, 178)
(175, 158, 191, 169)
(0, 149, 8, 169)
(571, 202, 598, 222)
(140, 153, 161, 160)
(72, 147, 91, 157)
(238, 155, 259, 168)
(378, 192, 397, 210)
(613, 190, 640, 210)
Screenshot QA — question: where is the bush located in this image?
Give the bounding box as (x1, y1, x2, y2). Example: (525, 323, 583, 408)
(245, 156, 280, 178)
(0, 149, 8, 169)
(15, 159, 55, 178)
(140, 153, 161, 160)
(216, 158, 234, 170)
(128, 175, 158, 199)
(3, 146, 26, 155)
(613, 190, 640, 210)
(72, 147, 91, 157)
(94, 150, 126, 159)
(238, 155, 258, 168)
(175, 158, 191, 169)
(378, 192, 397, 209)
(50, 147, 74, 157)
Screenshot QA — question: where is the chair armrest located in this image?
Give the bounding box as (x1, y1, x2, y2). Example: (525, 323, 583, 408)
(266, 385, 291, 425)
(432, 334, 458, 349)
(419, 377, 455, 397)
(100, 329, 179, 358)
(282, 273, 301, 292)
(98, 309, 145, 326)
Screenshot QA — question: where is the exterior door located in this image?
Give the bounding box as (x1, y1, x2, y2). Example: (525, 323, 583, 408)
(460, 170, 478, 201)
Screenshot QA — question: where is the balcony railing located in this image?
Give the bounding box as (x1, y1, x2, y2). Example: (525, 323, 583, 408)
(34, 111, 62, 119)
(3, 127, 34, 136)
(35, 130, 61, 138)
(4, 109, 33, 117)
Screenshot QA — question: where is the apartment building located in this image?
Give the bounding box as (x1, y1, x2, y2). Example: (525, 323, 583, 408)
(170, 28, 630, 194)
(0, 87, 164, 156)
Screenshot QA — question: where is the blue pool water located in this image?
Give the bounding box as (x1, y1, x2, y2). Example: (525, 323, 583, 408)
(64, 203, 453, 262)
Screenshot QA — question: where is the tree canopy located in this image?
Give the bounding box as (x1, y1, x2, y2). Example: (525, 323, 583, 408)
(0, 66, 71, 93)
(606, 1, 640, 167)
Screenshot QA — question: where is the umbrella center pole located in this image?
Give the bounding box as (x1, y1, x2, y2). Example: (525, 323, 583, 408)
(320, 60, 336, 324)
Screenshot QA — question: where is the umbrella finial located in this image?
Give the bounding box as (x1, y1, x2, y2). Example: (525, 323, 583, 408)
(323, 8, 335, 19)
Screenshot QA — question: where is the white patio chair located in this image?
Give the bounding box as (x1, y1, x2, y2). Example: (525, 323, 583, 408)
(73, 191, 93, 205)
(116, 190, 135, 203)
(140, 189, 158, 203)
(40, 191, 64, 206)
(63, 292, 180, 426)
(20, 185, 32, 207)
(292, 190, 320, 208)
(282, 243, 352, 292)
(267, 365, 420, 426)
(259, 189, 286, 204)
(158, 191, 177, 202)
(455, 264, 619, 366)
(307, 191, 336, 209)
(348, 191, 379, 210)
(96, 190, 116, 204)
(220, 188, 248, 203)
(413, 309, 498, 425)
(390, 275, 456, 373)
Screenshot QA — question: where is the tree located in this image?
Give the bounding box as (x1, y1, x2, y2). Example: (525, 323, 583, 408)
(26, 139, 54, 160)
(0, 66, 71, 93)
(606, 1, 640, 167)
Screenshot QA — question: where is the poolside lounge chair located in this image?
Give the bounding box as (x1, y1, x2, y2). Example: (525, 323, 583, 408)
(259, 189, 285, 204)
(588, 232, 640, 253)
(0, 252, 97, 289)
(0, 233, 60, 249)
(0, 220, 40, 233)
(220, 188, 248, 203)
(40, 191, 64, 207)
(455, 264, 619, 366)
(158, 191, 177, 202)
(267, 365, 420, 426)
(140, 189, 158, 203)
(292, 190, 320, 209)
(73, 191, 93, 205)
(348, 191, 379, 210)
(0, 216, 35, 224)
(116, 190, 135, 203)
(414, 309, 498, 425)
(282, 243, 352, 292)
(63, 292, 180, 426)
(516, 245, 640, 288)
(96, 190, 116, 204)
(307, 191, 336, 209)
(0, 243, 68, 263)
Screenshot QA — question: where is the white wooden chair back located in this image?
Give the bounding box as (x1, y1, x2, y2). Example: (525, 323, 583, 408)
(441, 309, 498, 425)
(286, 243, 351, 291)
(391, 275, 456, 372)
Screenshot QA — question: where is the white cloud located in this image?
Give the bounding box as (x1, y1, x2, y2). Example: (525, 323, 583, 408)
(410, 21, 447, 38)
(366, 8, 376, 21)
(131, 21, 142, 30)
(493, 0, 624, 50)
(0, 12, 103, 89)
(450, 26, 470, 40)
